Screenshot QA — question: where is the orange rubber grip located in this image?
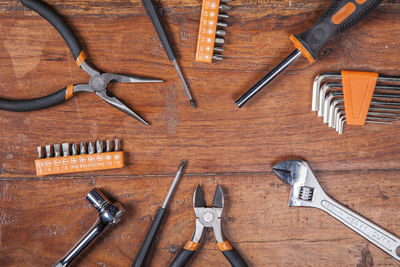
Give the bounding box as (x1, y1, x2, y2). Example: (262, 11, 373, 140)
(35, 151, 124, 176)
(65, 84, 74, 100)
(332, 2, 356, 24)
(289, 35, 315, 64)
(184, 241, 199, 251)
(195, 0, 220, 63)
(342, 70, 378, 125)
(75, 51, 86, 66)
(217, 240, 233, 251)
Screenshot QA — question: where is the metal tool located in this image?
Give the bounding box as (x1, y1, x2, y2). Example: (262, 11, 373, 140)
(132, 160, 186, 267)
(142, 0, 196, 107)
(235, 0, 384, 107)
(312, 72, 400, 134)
(170, 185, 247, 267)
(272, 159, 400, 261)
(35, 139, 124, 176)
(3, 0, 164, 125)
(195, 0, 231, 63)
(54, 188, 125, 267)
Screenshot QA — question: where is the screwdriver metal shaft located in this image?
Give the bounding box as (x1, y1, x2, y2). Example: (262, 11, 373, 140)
(236, 49, 302, 107)
(132, 160, 186, 267)
(142, 0, 196, 107)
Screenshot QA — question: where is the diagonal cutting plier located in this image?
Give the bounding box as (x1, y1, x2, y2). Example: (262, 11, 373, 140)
(0, 0, 163, 125)
(170, 185, 248, 267)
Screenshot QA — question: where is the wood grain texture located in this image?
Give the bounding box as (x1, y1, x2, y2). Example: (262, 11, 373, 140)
(0, 0, 399, 266)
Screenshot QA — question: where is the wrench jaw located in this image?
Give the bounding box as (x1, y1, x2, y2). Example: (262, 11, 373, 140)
(272, 159, 327, 208)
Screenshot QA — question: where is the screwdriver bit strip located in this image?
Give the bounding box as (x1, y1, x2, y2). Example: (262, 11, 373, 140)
(35, 139, 124, 176)
(195, 0, 231, 63)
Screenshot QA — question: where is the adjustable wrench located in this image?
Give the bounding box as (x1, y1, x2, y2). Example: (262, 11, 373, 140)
(272, 159, 400, 261)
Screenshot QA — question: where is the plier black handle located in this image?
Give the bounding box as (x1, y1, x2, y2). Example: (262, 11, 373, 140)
(0, 0, 163, 125)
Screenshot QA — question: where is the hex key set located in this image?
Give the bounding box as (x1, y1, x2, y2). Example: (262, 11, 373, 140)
(312, 71, 400, 134)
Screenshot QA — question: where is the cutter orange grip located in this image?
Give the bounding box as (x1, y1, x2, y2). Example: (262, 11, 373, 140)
(217, 241, 233, 251)
(342, 70, 378, 125)
(195, 0, 220, 63)
(35, 151, 124, 176)
(184, 241, 200, 251)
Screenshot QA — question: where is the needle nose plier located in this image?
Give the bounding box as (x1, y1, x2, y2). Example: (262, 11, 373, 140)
(0, 0, 163, 125)
(170, 185, 248, 267)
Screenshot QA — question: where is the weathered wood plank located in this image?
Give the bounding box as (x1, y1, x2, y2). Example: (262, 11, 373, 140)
(0, 171, 399, 266)
(0, 1, 400, 177)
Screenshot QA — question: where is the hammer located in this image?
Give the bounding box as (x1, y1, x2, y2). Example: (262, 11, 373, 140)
(54, 188, 125, 267)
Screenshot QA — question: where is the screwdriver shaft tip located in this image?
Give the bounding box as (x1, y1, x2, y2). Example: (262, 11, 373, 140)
(179, 160, 187, 170)
(190, 99, 196, 108)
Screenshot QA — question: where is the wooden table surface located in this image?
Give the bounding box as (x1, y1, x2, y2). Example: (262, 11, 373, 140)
(1, 0, 400, 266)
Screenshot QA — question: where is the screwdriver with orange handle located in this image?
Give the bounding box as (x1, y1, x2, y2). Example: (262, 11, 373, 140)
(235, 0, 384, 107)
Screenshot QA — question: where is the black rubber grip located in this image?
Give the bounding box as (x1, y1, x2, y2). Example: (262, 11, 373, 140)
(132, 208, 166, 267)
(142, 0, 176, 61)
(0, 88, 67, 111)
(222, 248, 248, 267)
(169, 248, 195, 267)
(294, 0, 383, 60)
(20, 0, 83, 60)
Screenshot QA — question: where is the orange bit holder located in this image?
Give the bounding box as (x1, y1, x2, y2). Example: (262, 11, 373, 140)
(195, 0, 220, 63)
(35, 151, 124, 176)
(342, 71, 378, 125)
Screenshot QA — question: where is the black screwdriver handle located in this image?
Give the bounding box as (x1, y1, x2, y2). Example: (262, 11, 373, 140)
(20, 0, 86, 66)
(292, 0, 383, 62)
(142, 0, 176, 61)
(132, 207, 166, 267)
(220, 244, 248, 267)
(0, 85, 74, 112)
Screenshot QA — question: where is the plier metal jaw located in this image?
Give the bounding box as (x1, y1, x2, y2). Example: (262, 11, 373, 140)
(0, 0, 163, 125)
(170, 185, 248, 267)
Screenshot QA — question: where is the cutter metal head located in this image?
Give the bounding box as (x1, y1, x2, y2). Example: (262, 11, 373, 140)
(192, 185, 225, 243)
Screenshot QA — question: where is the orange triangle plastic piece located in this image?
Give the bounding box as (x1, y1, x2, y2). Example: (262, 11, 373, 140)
(342, 71, 378, 125)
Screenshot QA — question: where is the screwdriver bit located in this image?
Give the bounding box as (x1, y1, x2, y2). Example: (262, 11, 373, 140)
(219, 4, 230, 11)
(218, 14, 229, 19)
(62, 143, 70, 157)
(215, 38, 225, 45)
(37, 146, 42, 159)
(80, 142, 86, 155)
(214, 47, 224, 52)
(45, 145, 51, 158)
(216, 30, 226, 36)
(217, 22, 228, 28)
(105, 140, 111, 152)
(96, 140, 103, 153)
(54, 144, 61, 157)
(71, 144, 78, 156)
(212, 54, 223, 61)
(114, 139, 119, 151)
(88, 142, 95, 154)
